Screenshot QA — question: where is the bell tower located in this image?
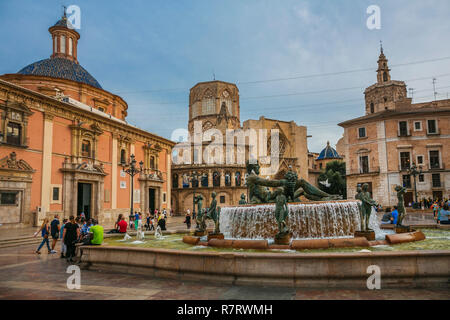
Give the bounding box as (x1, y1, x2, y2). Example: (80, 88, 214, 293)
(376, 44, 391, 83)
(364, 44, 408, 114)
(188, 81, 241, 135)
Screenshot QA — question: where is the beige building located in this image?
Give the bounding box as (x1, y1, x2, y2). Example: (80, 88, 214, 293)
(339, 48, 450, 206)
(171, 81, 309, 214)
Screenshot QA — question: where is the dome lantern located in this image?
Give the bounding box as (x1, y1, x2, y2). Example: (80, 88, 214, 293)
(48, 7, 80, 63)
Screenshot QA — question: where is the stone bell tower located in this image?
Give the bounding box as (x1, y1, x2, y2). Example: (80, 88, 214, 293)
(187, 80, 241, 135)
(364, 44, 408, 114)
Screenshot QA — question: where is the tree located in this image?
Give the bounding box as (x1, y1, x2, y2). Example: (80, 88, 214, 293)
(317, 161, 346, 199)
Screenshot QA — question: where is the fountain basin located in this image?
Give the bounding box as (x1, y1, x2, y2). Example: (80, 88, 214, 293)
(220, 200, 362, 240)
(80, 245, 450, 288)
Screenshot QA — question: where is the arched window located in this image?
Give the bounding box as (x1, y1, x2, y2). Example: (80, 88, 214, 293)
(192, 175, 199, 188)
(213, 171, 220, 187)
(235, 171, 241, 186)
(182, 175, 190, 188)
(225, 172, 231, 186)
(201, 174, 208, 187)
(120, 149, 126, 165)
(81, 140, 91, 157)
(60, 35, 66, 54)
(69, 38, 73, 55)
(172, 174, 178, 188)
(383, 72, 388, 82)
(370, 102, 374, 114)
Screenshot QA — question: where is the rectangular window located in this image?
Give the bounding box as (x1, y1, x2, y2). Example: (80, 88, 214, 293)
(427, 120, 437, 134)
(414, 121, 422, 131)
(400, 152, 411, 170)
(429, 151, 440, 169)
(398, 121, 408, 136)
(0, 192, 17, 205)
(417, 155, 424, 165)
(358, 127, 366, 138)
(418, 174, 424, 183)
(220, 195, 226, 204)
(6, 122, 21, 145)
(402, 175, 411, 188)
(359, 156, 369, 174)
(163, 192, 167, 203)
(52, 187, 59, 201)
(432, 174, 441, 188)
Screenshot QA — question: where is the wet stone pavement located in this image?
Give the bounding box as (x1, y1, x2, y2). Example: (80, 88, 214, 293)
(0, 243, 449, 300)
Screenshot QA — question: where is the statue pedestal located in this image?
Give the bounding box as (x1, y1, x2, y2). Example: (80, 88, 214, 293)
(395, 226, 411, 234)
(207, 233, 224, 241)
(194, 230, 207, 237)
(274, 233, 292, 245)
(354, 230, 375, 241)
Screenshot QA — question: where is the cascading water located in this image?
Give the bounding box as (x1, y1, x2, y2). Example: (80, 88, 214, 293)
(220, 201, 382, 240)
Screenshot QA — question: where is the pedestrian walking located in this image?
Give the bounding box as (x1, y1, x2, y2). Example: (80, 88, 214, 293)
(50, 214, 60, 253)
(34, 218, 52, 254)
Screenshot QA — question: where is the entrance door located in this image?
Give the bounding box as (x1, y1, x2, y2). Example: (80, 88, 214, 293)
(433, 191, 443, 201)
(149, 188, 156, 213)
(77, 183, 92, 219)
(404, 192, 413, 207)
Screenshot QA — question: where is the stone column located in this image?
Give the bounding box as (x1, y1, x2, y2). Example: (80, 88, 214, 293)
(111, 133, 118, 209)
(40, 113, 54, 222)
(208, 169, 213, 187)
(231, 171, 236, 187)
(166, 151, 171, 210)
(220, 170, 225, 187)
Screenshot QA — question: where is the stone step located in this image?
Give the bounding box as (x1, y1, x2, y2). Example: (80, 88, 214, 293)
(0, 237, 42, 249)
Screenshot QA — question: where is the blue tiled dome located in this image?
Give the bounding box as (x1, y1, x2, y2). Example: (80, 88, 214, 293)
(18, 57, 102, 89)
(317, 141, 341, 160)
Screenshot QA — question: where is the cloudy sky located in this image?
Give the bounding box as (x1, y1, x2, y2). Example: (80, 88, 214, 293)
(1, 0, 450, 152)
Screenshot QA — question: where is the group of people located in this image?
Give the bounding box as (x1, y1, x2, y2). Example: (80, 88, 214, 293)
(431, 201, 450, 225)
(380, 207, 400, 225)
(108, 209, 168, 234)
(34, 214, 104, 262)
(380, 200, 450, 225)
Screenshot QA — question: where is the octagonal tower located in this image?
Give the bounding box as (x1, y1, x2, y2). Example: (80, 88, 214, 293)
(188, 80, 241, 135)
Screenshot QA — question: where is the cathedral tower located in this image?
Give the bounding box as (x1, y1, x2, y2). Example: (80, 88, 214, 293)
(188, 80, 241, 135)
(364, 45, 408, 114)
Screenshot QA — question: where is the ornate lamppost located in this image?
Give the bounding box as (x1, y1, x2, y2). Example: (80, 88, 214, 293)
(121, 154, 144, 216)
(407, 162, 423, 209)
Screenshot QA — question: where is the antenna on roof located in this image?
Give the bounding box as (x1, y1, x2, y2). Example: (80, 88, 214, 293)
(380, 40, 383, 54)
(212, 70, 215, 81)
(432, 78, 437, 101)
(62, 5, 67, 18)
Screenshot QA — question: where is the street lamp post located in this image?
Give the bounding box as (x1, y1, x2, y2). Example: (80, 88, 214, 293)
(407, 162, 423, 209)
(122, 154, 144, 216)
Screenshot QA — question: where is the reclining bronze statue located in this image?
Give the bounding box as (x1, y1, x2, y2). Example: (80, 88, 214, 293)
(245, 160, 342, 204)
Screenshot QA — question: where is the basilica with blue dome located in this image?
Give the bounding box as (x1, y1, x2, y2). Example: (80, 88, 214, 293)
(0, 11, 175, 229)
